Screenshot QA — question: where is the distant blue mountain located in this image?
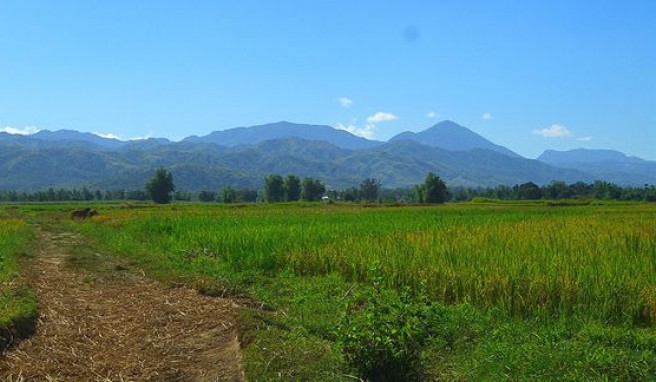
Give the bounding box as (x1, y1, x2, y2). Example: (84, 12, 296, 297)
(389, 120, 520, 158)
(32, 129, 126, 149)
(538, 149, 640, 164)
(0, 121, 653, 190)
(183, 121, 382, 150)
(120, 137, 172, 150)
(538, 149, 656, 185)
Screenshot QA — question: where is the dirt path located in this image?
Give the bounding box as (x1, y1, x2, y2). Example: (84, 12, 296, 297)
(0, 228, 244, 381)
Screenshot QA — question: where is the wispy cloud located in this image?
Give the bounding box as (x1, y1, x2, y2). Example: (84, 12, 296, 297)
(533, 124, 572, 138)
(337, 97, 353, 108)
(426, 111, 438, 118)
(1, 126, 40, 135)
(366, 112, 398, 124)
(481, 112, 494, 120)
(93, 131, 154, 141)
(578, 136, 592, 142)
(94, 132, 122, 140)
(128, 132, 154, 141)
(337, 111, 398, 139)
(336, 122, 375, 139)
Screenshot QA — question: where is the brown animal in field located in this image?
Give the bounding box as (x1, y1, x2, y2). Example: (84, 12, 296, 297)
(70, 208, 98, 220)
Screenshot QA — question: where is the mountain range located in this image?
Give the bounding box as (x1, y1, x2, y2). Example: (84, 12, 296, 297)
(0, 121, 653, 191)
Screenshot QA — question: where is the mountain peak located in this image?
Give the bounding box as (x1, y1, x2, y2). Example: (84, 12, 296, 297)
(183, 121, 382, 150)
(389, 120, 519, 158)
(430, 120, 463, 128)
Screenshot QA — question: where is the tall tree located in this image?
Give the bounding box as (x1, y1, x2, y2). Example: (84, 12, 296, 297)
(264, 174, 285, 203)
(301, 177, 326, 201)
(359, 178, 381, 203)
(518, 181, 541, 200)
(421, 172, 448, 204)
(284, 175, 302, 202)
(221, 186, 237, 203)
(340, 186, 359, 202)
(145, 168, 175, 204)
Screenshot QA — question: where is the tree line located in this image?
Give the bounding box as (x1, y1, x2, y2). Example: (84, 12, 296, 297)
(451, 180, 656, 202)
(133, 169, 448, 204)
(2, 168, 653, 203)
(260, 173, 447, 204)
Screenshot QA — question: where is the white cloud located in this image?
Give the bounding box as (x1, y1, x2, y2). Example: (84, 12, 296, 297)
(481, 112, 494, 120)
(426, 111, 438, 118)
(336, 112, 397, 140)
(578, 136, 592, 142)
(338, 97, 354, 108)
(366, 112, 398, 124)
(128, 135, 152, 141)
(94, 132, 122, 140)
(533, 124, 572, 138)
(1, 125, 154, 141)
(93, 131, 154, 141)
(336, 122, 375, 139)
(1, 126, 40, 135)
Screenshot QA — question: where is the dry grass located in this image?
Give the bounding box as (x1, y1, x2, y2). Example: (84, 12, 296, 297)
(0, 228, 243, 381)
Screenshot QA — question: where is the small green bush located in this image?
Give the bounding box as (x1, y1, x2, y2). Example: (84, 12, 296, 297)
(339, 269, 433, 381)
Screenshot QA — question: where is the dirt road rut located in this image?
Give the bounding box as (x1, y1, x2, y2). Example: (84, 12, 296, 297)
(1, 229, 243, 381)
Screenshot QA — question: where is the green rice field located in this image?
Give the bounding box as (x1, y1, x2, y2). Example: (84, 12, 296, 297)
(0, 213, 35, 335)
(66, 201, 656, 380)
(3, 201, 655, 380)
(76, 203, 656, 324)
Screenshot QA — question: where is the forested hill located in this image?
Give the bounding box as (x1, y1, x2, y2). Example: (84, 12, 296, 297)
(0, 121, 653, 191)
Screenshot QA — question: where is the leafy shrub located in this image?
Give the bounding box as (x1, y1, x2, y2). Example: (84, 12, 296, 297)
(339, 268, 434, 381)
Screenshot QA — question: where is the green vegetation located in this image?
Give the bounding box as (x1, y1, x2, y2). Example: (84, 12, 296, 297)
(145, 167, 175, 204)
(416, 172, 448, 204)
(340, 268, 433, 381)
(359, 178, 381, 203)
(284, 175, 301, 202)
(2, 179, 655, 204)
(0, 212, 36, 347)
(301, 177, 326, 202)
(64, 202, 656, 380)
(221, 186, 237, 203)
(263, 174, 284, 202)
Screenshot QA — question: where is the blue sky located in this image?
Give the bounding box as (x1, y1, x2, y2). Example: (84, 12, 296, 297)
(1, 1, 654, 159)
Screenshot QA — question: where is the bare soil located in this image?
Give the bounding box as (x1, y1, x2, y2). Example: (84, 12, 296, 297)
(0, 228, 244, 381)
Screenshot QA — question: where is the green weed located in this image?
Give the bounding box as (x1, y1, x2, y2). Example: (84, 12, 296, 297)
(0, 215, 37, 349)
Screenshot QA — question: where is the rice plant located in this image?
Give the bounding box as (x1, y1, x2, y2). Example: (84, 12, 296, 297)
(75, 203, 656, 325)
(0, 217, 35, 329)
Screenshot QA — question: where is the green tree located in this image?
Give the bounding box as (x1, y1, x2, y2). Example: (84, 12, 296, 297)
(145, 168, 175, 204)
(421, 172, 448, 204)
(301, 177, 326, 201)
(415, 184, 426, 204)
(221, 186, 237, 203)
(340, 186, 359, 202)
(360, 178, 381, 203)
(284, 175, 302, 202)
(236, 188, 259, 203)
(544, 181, 570, 199)
(264, 174, 285, 203)
(81, 186, 94, 200)
(173, 191, 192, 201)
(518, 181, 541, 200)
(198, 190, 217, 202)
